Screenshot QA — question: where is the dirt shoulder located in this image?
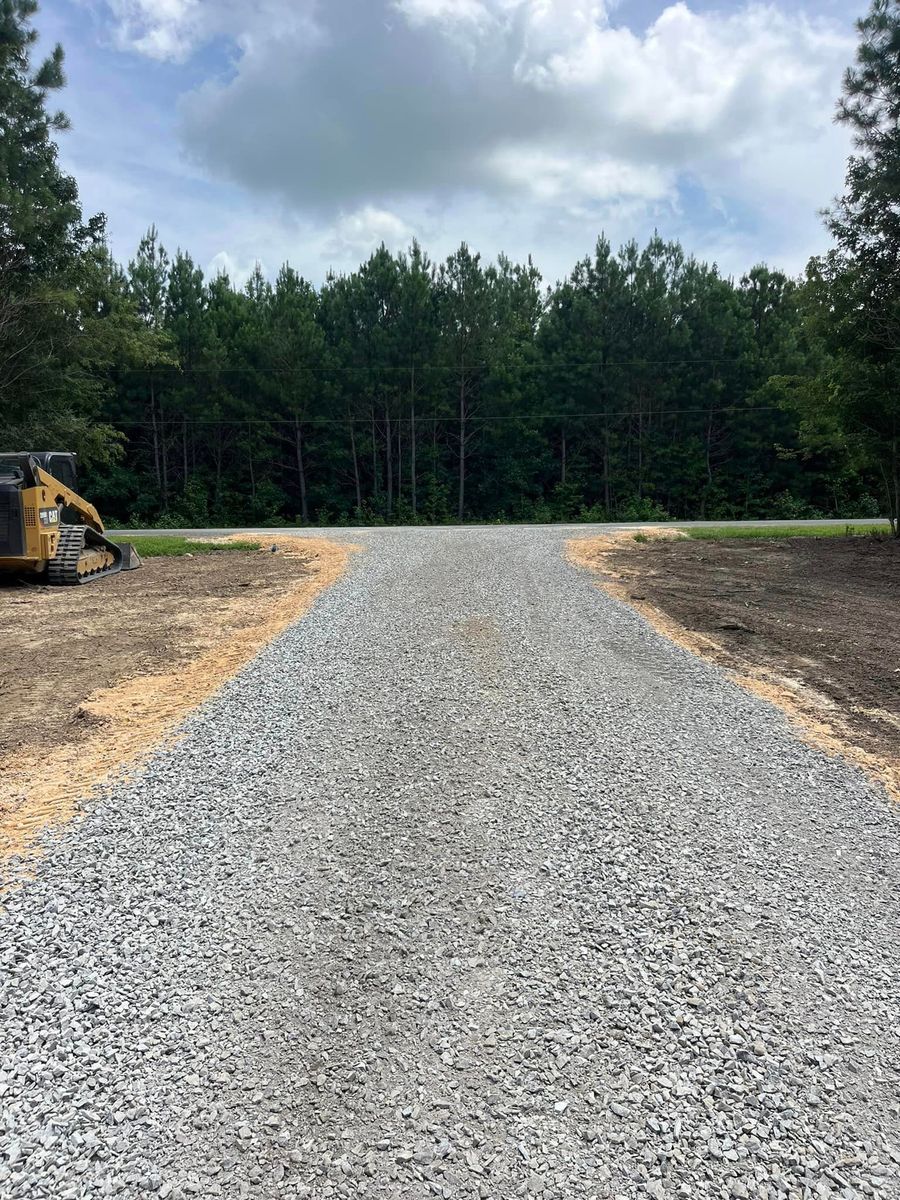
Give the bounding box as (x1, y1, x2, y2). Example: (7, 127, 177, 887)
(0, 538, 354, 863)
(569, 531, 900, 802)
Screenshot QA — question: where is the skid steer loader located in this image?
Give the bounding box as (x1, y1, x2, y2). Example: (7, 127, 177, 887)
(0, 452, 141, 585)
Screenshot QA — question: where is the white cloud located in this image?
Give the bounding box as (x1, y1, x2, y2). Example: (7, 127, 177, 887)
(325, 206, 417, 257)
(79, 0, 858, 284)
(101, 0, 319, 62)
(395, 0, 498, 31)
(485, 146, 672, 206)
(103, 0, 201, 60)
(163, 2, 849, 216)
(205, 249, 264, 286)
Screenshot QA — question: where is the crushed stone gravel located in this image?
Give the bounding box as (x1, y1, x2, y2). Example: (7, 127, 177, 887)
(1, 527, 899, 1200)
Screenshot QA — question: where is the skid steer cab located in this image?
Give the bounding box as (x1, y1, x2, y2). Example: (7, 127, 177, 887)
(0, 452, 141, 586)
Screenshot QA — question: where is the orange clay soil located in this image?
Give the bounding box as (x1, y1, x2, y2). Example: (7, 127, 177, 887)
(0, 537, 355, 863)
(568, 529, 900, 804)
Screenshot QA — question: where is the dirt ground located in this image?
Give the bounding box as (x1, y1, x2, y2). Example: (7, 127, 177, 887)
(0, 539, 352, 863)
(570, 532, 900, 802)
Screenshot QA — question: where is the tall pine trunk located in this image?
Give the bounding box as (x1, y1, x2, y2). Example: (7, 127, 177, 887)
(247, 422, 256, 502)
(212, 429, 224, 511)
(385, 404, 393, 517)
(602, 424, 611, 513)
(457, 375, 466, 521)
(432, 418, 438, 504)
(701, 403, 715, 518)
(149, 374, 162, 499)
(158, 392, 169, 508)
(371, 409, 379, 504)
(410, 365, 417, 517)
(397, 406, 403, 502)
(880, 433, 899, 536)
(295, 415, 309, 524)
(350, 421, 362, 513)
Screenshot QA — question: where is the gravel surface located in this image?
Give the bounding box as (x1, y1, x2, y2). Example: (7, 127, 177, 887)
(2, 527, 899, 1200)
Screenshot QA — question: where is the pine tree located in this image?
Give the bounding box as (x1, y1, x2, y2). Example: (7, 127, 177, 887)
(0, 0, 100, 275)
(267, 265, 324, 524)
(0, 0, 105, 448)
(809, 0, 900, 532)
(438, 245, 496, 521)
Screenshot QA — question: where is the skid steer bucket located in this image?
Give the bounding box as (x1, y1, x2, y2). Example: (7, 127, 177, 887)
(117, 543, 143, 571)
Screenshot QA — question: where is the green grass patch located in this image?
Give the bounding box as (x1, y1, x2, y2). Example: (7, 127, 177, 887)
(119, 536, 261, 558)
(682, 523, 886, 541)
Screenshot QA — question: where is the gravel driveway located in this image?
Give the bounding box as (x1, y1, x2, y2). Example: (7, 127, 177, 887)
(2, 527, 899, 1200)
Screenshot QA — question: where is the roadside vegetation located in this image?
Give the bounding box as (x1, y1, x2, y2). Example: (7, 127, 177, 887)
(630, 524, 885, 544)
(1, 0, 898, 533)
(680, 524, 887, 541)
(123, 537, 261, 558)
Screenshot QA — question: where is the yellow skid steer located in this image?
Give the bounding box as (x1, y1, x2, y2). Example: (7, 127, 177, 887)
(0, 452, 140, 585)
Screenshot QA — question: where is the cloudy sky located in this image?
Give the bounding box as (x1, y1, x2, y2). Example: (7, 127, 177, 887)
(42, 0, 865, 286)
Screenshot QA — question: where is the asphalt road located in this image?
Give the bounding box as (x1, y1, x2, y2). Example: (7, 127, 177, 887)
(2, 526, 898, 1200)
(115, 518, 891, 539)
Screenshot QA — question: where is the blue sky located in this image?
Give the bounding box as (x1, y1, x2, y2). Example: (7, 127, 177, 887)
(42, 0, 867, 286)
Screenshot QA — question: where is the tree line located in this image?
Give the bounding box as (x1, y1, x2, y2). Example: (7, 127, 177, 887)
(1, 0, 898, 532)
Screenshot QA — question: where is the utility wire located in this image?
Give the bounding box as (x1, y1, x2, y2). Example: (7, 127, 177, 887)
(108, 354, 763, 374)
(113, 404, 785, 428)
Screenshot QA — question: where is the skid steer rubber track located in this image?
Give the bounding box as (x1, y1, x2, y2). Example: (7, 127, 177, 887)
(47, 524, 124, 585)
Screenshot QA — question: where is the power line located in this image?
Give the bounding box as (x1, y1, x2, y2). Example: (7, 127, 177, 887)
(108, 355, 756, 375)
(114, 404, 785, 429)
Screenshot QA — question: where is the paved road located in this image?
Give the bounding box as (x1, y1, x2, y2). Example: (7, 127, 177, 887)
(2, 528, 899, 1199)
(115, 519, 891, 539)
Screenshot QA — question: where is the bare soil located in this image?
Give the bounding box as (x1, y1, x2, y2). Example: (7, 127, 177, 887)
(0, 539, 353, 861)
(570, 533, 900, 801)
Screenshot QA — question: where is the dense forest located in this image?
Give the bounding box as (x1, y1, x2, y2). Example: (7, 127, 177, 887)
(1, 0, 898, 531)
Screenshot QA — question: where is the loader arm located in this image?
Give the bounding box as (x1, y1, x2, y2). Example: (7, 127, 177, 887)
(30, 464, 107, 533)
